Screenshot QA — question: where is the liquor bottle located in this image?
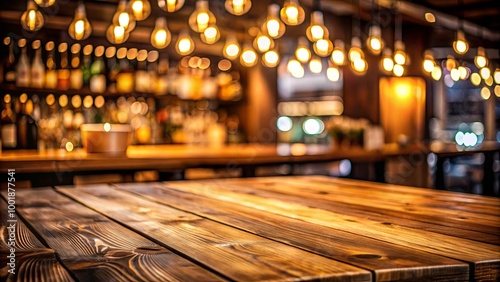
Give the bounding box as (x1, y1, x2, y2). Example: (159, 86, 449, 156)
(156, 58, 169, 95)
(105, 46, 119, 93)
(135, 49, 150, 93)
(82, 44, 93, 88)
(3, 37, 17, 85)
(116, 48, 134, 93)
(70, 43, 83, 90)
(31, 40, 45, 88)
(147, 51, 159, 94)
(16, 39, 30, 87)
(16, 93, 38, 150)
(1, 94, 17, 150)
(90, 46, 106, 93)
(45, 41, 58, 89)
(57, 42, 70, 90)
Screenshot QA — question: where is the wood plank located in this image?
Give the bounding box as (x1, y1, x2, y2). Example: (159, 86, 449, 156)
(56, 185, 372, 282)
(220, 177, 500, 242)
(111, 182, 470, 282)
(12, 188, 225, 282)
(160, 179, 500, 281)
(0, 196, 74, 282)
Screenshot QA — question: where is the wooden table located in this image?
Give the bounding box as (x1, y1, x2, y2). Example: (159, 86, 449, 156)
(2, 176, 499, 281)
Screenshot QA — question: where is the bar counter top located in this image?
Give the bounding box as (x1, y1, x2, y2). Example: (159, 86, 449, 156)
(1, 176, 499, 281)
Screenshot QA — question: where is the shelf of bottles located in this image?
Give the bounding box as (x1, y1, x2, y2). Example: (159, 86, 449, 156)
(0, 37, 245, 151)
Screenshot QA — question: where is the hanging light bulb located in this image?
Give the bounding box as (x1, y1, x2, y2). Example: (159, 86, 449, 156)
(189, 0, 216, 33)
(458, 65, 469, 80)
(393, 40, 407, 65)
(393, 64, 404, 77)
(34, 0, 55, 7)
(348, 37, 363, 62)
(453, 30, 469, 55)
(176, 30, 195, 55)
(280, 0, 305, 26)
(380, 48, 394, 72)
(422, 50, 436, 73)
(68, 3, 92, 41)
(351, 57, 368, 75)
(158, 0, 185, 12)
(151, 18, 171, 49)
(287, 58, 304, 78)
(474, 47, 488, 68)
(21, 0, 44, 32)
(240, 44, 258, 67)
(263, 50, 280, 67)
(313, 38, 333, 57)
(253, 33, 274, 53)
(223, 36, 240, 60)
(480, 86, 491, 100)
(327, 62, 341, 82)
(494, 68, 500, 84)
(106, 25, 129, 44)
(128, 0, 151, 21)
(200, 25, 220, 44)
(480, 67, 491, 80)
(306, 11, 328, 42)
(450, 68, 460, 81)
(225, 0, 252, 16)
(309, 56, 322, 74)
(366, 25, 384, 55)
(331, 40, 346, 66)
(112, 0, 136, 32)
(295, 37, 311, 63)
(431, 65, 442, 81)
(445, 55, 457, 71)
(262, 4, 285, 39)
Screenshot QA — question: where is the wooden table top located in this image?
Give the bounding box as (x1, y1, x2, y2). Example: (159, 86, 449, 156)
(1, 141, 498, 173)
(2, 176, 499, 281)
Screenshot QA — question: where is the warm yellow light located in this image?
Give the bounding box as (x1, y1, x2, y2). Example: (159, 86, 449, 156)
(106, 25, 129, 44)
(254, 34, 273, 53)
(422, 50, 435, 73)
(393, 41, 407, 65)
(309, 57, 322, 74)
(189, 0, 216, 33)
(225, 0, 251, 15)
(348, 37, 363, 62)
(327, 64, 340, 81)
(424, 12, 435, 23)
(453, 30, 469, 55)
(450, 68, 460, 81)
(151, 18, 171, 49)
(223, 36, 240, 60)
(104, 123, 112, 132)
(480, 87, 491, 100)
(352, 58, 367, 74)
(295, 37, 311, 63)
(158, 0, 185, 12)
(201, 25, 220, 44)
(393, 64, 404, 77)
(331, 40, 346, 66)
(458, 66, 469, 80)
(474, 47, 488, 68)
(65, 142, 74, 152)
(263, 4, 285, 38)
(395, 83, 411, 98)
(263, 50, 280, 67)
(381, 48, 394, 72)
(287, 58, 304, 78)
(313, 39, 333, 57)
(431, 65, 442, 80)
(445, 56, 457, 71)
(494, 68, 500, 84)
(240, 45, 257, 67)
(366, 25, 384, 55)
(480, 67, 491, 80)
(470, 73, 481, 86)
(306, 11, 328, 42)
(129, 0, 151, 21)
(34, 0, 55, 7)
(280, 0, 305, 26)
(176, 30, 195, 55)
(485, 76, 493, 86)
(495, 85, 500, 97)
(113, 0, 135, 32)
(21, 1, 44, 32)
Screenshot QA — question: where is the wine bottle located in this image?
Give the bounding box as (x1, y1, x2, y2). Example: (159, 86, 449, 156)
(105, 46, 119, 93)
(57, 42, 70, 90)
(70, 43, 83, 90)
(90, 45, 106, 93)
(3, 37, 16, 85)
(147, 51, 160, 94)
(31, 40, 45, 88)
(16, 39, 30, 88)
(45, 41, 58, 89)
(82, 44, 93, 88)
(1, 94, 17, 150)
(16, 93, 38, 150)
(135, 49, 150, 93)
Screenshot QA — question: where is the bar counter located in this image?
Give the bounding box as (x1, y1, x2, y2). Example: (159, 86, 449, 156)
(1, 176, 499, 281)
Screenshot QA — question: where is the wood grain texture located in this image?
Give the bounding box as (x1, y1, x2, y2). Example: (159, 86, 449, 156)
(0, 196, 74, 282)
(12, 188, 224, 282)
(159, 178, 500, 281)
(111, 182, 470, 282)
(56, 185, 372, 282)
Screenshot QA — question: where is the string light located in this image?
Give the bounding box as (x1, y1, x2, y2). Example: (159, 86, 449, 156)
(223, 36, 240, 60)
(393, 41, 407, 65)
(280, 0, 305, 26)
(309, 56, 322, 74)
(240, 44, 258, 67)
(262, 4, 285, 39)
(201, 25, 220, 44)
(480, 67, 491, 80)
(158, 0, 185, 12)
(151, 18, 171, 49)
(112, 0, 135, 32)
(225, 0, 252, 16)
(348, 37, 363, 62)
(189, 0, 216, 33)
(381, 48, 394, 72)
(431, 65, 442, 80)
(106, 24, 129, 44)
(295, 37, 311, 63)
(176, 30, 195, 55)
(453, 30, 469, 55)
(306, 11, 328, 42)
(21, 0, 44, 32)
(327, 62, 341, 82)
(68, 2, 92, 41)
(367, 25, 384, 55)
(287, 58, 304, 78)
(422, 50, 435, 73)
(313, 38, 333, 57)
(474, 47, 488, 68)
(494, 68, 500, 84)
(263, 50, 280, 67)
(331, 40, 346, 66)
(253, 33, 274, 53)
(128, 0, 151, 21)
